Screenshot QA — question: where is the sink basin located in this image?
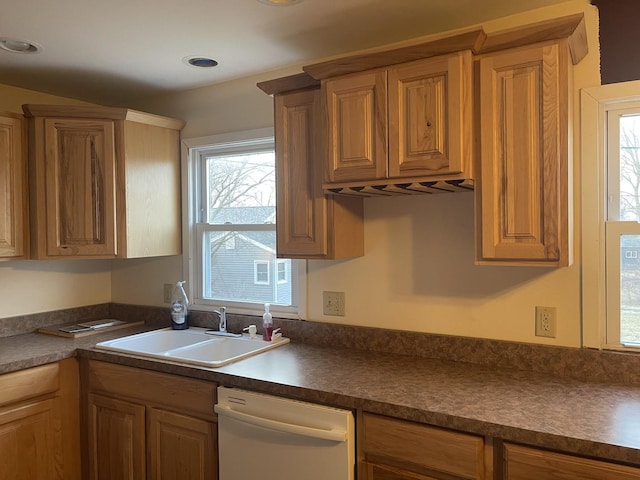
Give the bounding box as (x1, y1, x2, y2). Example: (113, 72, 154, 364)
(95, 327, 289, 367)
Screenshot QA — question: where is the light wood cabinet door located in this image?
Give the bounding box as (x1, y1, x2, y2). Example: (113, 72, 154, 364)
(148, 408, 217, 480)
(363, 461, 440, 480)
(275, 88, 364, 259)
(40, 118, 117, 257)
(87, 393, 146, 480)
(23, 104, 184, 259)
(0, 359, 80, 480)
(325, 70, 388, 182)
(362, 413, 489, 480)
(0, 398, 63, 480)
(477, 41, 571, 266)
(0, 113, 28, 260)
(388, 51, 472, 178)
(503, 443, 640, 479)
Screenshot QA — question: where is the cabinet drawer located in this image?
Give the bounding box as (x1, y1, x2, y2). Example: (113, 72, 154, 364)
(504, 443, 640, 479)
(363, 413, 485, 479)
(0, 363, 59, 407)
(86, 360, 216, 418)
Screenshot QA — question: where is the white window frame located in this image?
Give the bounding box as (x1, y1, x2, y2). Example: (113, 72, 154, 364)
(581, 80, 640, 351)
(181, 128, 306, 319)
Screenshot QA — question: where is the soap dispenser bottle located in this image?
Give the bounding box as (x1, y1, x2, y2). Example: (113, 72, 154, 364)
(171, 281, 189, 330)
(262, 303, 273, 341)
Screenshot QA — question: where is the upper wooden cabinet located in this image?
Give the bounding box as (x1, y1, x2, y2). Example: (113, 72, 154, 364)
(0, 113, 28, 260)
(324, 51, 473, 185)
(23, 105, 185, 259)
(476, 40, 572, 266)
(260, 14, 588, 265)
(261, 78, 364, 259)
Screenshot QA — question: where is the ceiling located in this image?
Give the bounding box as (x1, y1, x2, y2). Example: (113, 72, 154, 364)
(1, 0, 572, 106)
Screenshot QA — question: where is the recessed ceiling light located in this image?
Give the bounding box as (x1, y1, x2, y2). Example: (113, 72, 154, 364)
(183, 56, 219, 68)
(0, 37, 41, 54)
(257, 0, 304, 6)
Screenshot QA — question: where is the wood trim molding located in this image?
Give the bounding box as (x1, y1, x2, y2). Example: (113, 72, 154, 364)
(297, 13, 587, 83)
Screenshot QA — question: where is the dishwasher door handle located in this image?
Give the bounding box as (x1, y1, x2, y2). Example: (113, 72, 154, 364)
(214, 404, 347, 442)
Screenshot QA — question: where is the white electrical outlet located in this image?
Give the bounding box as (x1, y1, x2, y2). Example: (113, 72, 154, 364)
(323, 291, 345, 316)
(535, 306, 557, 338)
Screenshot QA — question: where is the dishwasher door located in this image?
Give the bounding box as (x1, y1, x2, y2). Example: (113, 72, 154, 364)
(215, 386, 354, 480)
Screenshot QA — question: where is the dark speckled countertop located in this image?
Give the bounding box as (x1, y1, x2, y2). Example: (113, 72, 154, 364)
(2, 323, 640, 466)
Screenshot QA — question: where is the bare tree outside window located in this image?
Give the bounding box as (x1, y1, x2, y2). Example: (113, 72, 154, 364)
(201, 151, 292, 305)
(206, 153, 275, 223)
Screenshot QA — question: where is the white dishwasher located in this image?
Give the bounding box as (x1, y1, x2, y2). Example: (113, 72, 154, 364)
(215, 386, 354, 480)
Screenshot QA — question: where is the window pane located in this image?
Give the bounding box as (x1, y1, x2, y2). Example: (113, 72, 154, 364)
(619, 115, 640, 221)
(205, 152, 276, 225)
(203, 230, 292, 305)
(620, 234, 640, 344)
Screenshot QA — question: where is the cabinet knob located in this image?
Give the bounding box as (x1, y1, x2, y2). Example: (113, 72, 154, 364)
(426, 121, 432, 127)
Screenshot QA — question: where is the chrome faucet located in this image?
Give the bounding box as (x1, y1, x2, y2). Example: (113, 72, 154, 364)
(214, 307, 227, 332)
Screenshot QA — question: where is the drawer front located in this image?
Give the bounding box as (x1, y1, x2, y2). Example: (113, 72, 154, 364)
(504, 443, 640, 480)
(86, 360, 216, 418)
(363, 413, 485, 479)
(0, 363, 59, 407)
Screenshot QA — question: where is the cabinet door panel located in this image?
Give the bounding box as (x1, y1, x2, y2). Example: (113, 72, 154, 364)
(148, 408, 217, 480)
(43, 118, 117, 257)
(276, 89, 327, 257)
(364, 462, 440, 480)
(325, 71, 387, 182)
(0, 113, 27, 259)
(504, 443, 640, 479)
(478, 42, 570, 266)
(389, 51, 472, 178)
(87, 393, 145, 480)
(363, 413, 485, 480)
(0, 398, 63, 480)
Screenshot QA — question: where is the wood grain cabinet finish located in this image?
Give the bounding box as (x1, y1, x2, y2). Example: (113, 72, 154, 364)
(0, 112, 28, 260)
(503, 443, 640, 479)
(0, 360, 80, 480)
(148, 408, 217, 480)
(87, 393, 146, 480)
(324, 51, 473, 185)
(23, 104, 184, 259)
(82, 360, 218, 480)
(476, 40, 572, 266)
(362, 413, 491, 480)
(275, 88, 364, 259)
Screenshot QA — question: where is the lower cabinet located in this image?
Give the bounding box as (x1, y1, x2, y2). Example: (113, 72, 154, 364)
(83, 360, 217, 480)
(503, 443, 640, 480)
(0, 359, 81, 480)
(361, 413, 491, 480)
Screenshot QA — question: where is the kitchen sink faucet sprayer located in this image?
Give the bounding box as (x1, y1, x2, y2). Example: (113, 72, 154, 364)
(214, 307, 227, 333)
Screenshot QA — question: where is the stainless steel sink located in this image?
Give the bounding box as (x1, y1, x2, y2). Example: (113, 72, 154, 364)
(95, 327, 289, 367)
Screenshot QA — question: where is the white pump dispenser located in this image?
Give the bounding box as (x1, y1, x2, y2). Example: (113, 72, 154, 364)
(262, 303, 273, 341)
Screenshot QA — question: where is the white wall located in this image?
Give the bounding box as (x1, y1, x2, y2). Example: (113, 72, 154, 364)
(113, 0, 601, 347)
(1, 2, 600, 347)
(0, 85, 112, 318)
